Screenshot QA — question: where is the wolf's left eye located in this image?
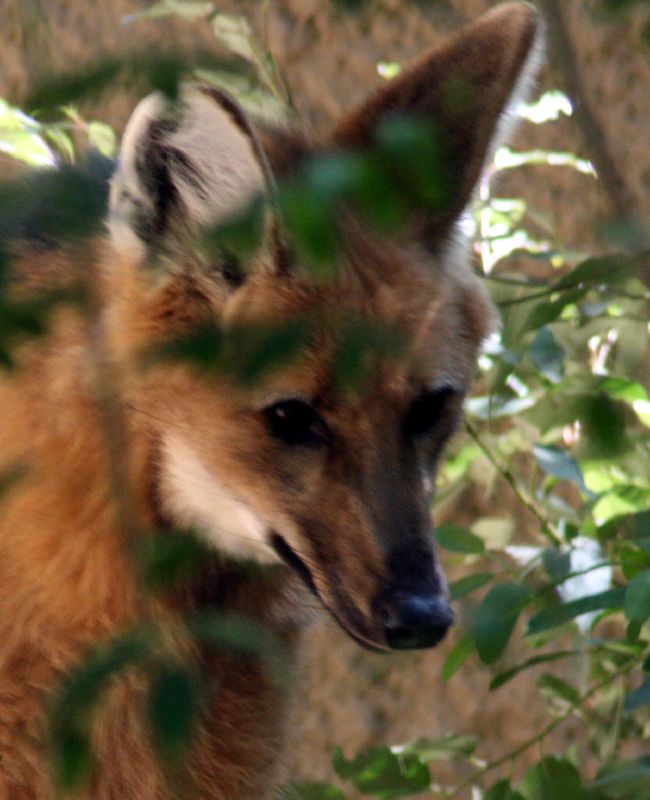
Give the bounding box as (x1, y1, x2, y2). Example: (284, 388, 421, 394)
(404, 387, 459, 439)
(264, 400, 332, 448)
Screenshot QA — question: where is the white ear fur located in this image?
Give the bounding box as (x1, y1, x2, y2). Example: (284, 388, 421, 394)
(109, 86, 265, 255)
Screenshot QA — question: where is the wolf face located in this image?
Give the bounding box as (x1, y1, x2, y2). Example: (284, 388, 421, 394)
(106, 3, 541, 651)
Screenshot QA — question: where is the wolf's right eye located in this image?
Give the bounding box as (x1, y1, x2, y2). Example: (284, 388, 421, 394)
(404, 387, 459, 439)
(263, 400, 332, 448)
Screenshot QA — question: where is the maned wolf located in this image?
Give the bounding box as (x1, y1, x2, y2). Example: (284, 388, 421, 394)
(0, 4, 541, 798)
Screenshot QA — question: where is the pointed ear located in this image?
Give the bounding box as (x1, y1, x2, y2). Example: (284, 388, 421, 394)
(332, 2, 542, 238)
(108, 86, 267, 256)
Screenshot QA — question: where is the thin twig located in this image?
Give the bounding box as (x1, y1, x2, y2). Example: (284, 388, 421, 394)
(448, 660, 634, 798)
(464, 420, 563, 546)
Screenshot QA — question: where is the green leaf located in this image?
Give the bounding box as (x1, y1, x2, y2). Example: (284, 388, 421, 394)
(620, 545, 650, 581)
(52, 729, 94, 792)
(123, 0, 214, 23)
(211, 14, 257, 63)
(133, 529, 213, 591)
(490, 651, 577, 691)
(526, 588, 626, 635)
(186, 612, 285, 681)
(553, 253, 639, 290)
(522, 287, 586, 334)
(485, 779, 525, 800)
(435, 524, 485, 554)
(224, 321, 312, 385)
(592, 758, 650, 799)
(465, 394, 537, 420)
(399, 733, 477, 762)
(528, 326, 565, 383)
(0, 164, 107, 243)
(537, 673, 581, 707)
(148, 664, 202, 760)
(86, 121, 117, 157)
(624, 679, 650, 712)
(449, 573, 494, 600)
(50, 629, 154, 790)
(472, 582, 530, 664)
(624, 569, 650, 624)
(574, 393, 629, 460)
(519, 756, 587, 800)
(532, 444, 589, 495)
(331, 318, 405, 392)
(332, 746, 430, 799)
(442, 633, 474, 681)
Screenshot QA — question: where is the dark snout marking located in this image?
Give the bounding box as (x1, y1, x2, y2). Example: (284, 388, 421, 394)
(380, 591, 453, 650)
(270, 532, 317, 596)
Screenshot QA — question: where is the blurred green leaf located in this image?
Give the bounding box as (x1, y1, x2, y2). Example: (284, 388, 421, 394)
(537, 673, 581, 707)
(399, 733, 477, 762)
(624, 570, 650, 625)
(620, 545, 650, 581)
(472, 583, 530, 664)
(485, 780, 525, 800)
(436, 524, 485, 554)
(133, 530, 214, 591)
(519, 756, 587, 800)
(187, 611, 283, 665)
(123, 0, 214, 23)
(52, 729, 95, 793)
(574, 393, 630, 460)
(224, 321, 312, 386)
(490, 651, 578, 691)
(466, 394, 537, 420)
(442, 633, 474, 682)
(211, 14, 257, 63)
(553, 254, 640, 290)
(592, 758, 650, 799)
(27, 51, 243, 110)
(332, 746, 430, 799)
(526, 588, 626, 635)
(0, 163, 108, 243)
(533, 445, 589, 495)
(523, 287, 587, 334)
(331, 317, 405, 392)
(449, 573, 494, 601)
(528, 327, 565, 383)
(148, 664, 203, 761)
(624, 679, 650, 712)
(50, 629, 154, 789)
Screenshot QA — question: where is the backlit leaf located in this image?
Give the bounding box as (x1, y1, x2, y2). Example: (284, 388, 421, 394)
(435, 524, 485, 554)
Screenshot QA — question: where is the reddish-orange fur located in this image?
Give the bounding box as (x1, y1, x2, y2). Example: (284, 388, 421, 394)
(0, 6, 540, 798)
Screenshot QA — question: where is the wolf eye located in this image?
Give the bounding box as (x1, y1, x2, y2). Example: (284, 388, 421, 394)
(404, 387, 459, 439)
(263, 400, 332, 448)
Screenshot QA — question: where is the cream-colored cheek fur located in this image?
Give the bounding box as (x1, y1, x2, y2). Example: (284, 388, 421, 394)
(160, 433, 280, 564)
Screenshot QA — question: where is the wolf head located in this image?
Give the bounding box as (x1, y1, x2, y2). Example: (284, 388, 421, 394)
(106, 3, 541, 651)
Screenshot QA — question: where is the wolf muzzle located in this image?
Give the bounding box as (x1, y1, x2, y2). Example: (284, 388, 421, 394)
(379, 590, 454, 650)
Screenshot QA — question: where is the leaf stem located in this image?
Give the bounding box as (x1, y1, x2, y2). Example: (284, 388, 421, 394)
(464, 420, 563, 546)
(448, 660, 634, 797)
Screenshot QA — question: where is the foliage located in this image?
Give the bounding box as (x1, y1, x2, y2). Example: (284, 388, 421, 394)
(0, 2, 649, 799)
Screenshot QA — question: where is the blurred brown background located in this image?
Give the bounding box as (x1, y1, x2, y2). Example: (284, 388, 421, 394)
(1, 0, 648, 793)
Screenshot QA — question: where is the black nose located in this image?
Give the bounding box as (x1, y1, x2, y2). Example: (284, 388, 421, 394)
(381, 593, 454, 650)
